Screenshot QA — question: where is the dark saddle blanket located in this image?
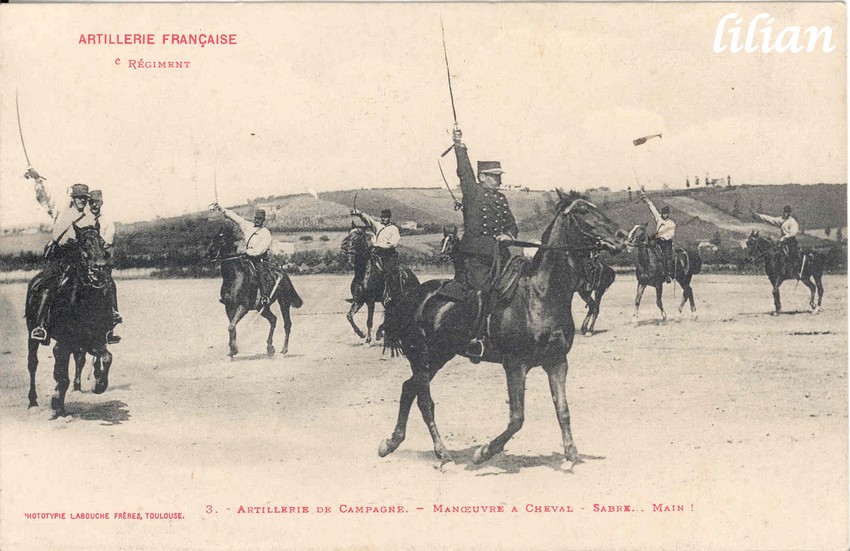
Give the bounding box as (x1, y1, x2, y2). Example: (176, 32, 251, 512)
(436, 255, 532, 306)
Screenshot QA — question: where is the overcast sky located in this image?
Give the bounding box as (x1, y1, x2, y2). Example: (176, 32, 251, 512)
(0, 3, 845, 227)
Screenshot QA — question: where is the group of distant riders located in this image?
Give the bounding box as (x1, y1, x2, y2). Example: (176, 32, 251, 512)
(23, 123, 804, 351)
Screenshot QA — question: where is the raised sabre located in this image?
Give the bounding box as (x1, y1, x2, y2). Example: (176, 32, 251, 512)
(440, 18, 459, 158)
(15, 90, 32, 167)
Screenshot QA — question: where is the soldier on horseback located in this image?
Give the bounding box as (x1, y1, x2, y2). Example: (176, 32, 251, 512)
(25, 167, 121, 343)
(752, 205, 800, 274)
(350, 207, 402, 302)
(88, 190, 122, 333)
(446, 125, 518, 359)
(212, 204, 275, 309)
(639, 191, 676, 282)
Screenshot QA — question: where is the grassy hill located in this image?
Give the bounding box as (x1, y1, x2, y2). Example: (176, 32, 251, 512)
(2, 183, 845, 273)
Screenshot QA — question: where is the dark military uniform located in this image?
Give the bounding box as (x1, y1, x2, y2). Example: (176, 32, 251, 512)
(454, 144, 518, 289)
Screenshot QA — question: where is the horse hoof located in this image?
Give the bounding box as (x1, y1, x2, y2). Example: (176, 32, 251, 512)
(472, 445, 490, 465)
(770, 311, 780, 317)
(378, 439, 398, 458)
(365, 337, 372, 344)
(93, 378, 108, 395)
(267, 346, 275, 357)
(583, 331, 593, 338)
(280, 347, 288, 355)
(28, 400, 38, 409)
(354, 330, 366, 339)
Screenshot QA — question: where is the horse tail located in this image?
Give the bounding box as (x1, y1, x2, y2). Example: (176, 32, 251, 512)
(381, 298, 405, 358)
(277, 273, 303, 309)
(689, 251, 703, 275)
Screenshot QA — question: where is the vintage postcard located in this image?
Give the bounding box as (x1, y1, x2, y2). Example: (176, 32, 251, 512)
(0, 3, 846, 550)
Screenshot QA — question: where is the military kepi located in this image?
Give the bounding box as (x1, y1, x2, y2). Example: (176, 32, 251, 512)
(254, 209, 266, 220)
(381, 209, 392, 218)
(70, 184, 90, 198)
(477, 161, 505, 176)
(89, 190, 103, 202)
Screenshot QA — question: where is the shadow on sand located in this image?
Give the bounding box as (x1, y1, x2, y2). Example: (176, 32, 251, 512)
(61, 400, 130, 426)
(387, 446, 606, 474)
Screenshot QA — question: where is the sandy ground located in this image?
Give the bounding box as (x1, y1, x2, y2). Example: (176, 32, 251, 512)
(0, 273, 846, 551)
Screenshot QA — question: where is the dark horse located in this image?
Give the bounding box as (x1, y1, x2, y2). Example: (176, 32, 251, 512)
(25, 226, 114, 416)
(379, 195, 627, 469)
(341, 225, 419, 343)
(626, 224, 701, 321)
(440, 226, 615, 336)
(206, 226, 303, 358)
(745, 231, 824, 315)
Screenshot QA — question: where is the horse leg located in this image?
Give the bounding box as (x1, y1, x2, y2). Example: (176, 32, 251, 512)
(815, 275, 824, 308)
(473, 361, 528, 464)
(632, 283, 647, 322)
(92, 348, 112, 395)
(577, 290, 593, 335)
(27, 339, 39, 408)
(544, 355, 579, 468)
(411, 359, 451, 463)
(51, 343, 71, 417)
(365, 301, 375, 344)
(379, 372, 420, 458)
(228, 304, 248, 358)
(655, 285, 667, 321)
(800, 277, 818, 312)
(588, 290, 604, 333)
(346, 301, 366, 339)
(261, 307, 277, 356)
(278, 300, 292, 355)
(771, 280, 782, 315)
(72, 349, 86, 392)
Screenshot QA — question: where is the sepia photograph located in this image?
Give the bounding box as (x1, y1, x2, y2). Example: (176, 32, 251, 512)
(0, 3, 846, 550)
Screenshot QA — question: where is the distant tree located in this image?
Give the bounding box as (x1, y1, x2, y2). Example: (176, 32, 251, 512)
(732, 198, 740, 216)
(299, 235, 313, 241)
(319, 235, 330, 242)
(825, 227, 832, 237)
(685, 178, 690, 188)
(727, 175, 732, 187)
(627, 186, 632, 200)
(695, 177, 700, 186)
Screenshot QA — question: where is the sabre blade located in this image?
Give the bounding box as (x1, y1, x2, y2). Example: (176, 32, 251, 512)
(441, 18, 457, 125)
(15, 90, 32, 166)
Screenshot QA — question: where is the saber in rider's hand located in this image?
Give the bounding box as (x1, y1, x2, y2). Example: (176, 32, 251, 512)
(440, 18, 459, 158)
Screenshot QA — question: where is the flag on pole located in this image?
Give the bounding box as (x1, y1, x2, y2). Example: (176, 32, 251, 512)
(632, 133, 662, 146)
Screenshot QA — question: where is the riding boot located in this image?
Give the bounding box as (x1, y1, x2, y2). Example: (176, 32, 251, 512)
(466, 291, 488, 364)
(30, 288, 53, 344)
(108, 279, 122, 324)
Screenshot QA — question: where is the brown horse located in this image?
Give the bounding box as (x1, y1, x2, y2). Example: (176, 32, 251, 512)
(626, 224, 701, 321)
(341, 225, 418, 343)
(205, 226, 303, 358)
(25, 226, 114, 416)
(440, 225, 615, 335)
(379, 194, 627, 469)
(745, 231, 824, 314)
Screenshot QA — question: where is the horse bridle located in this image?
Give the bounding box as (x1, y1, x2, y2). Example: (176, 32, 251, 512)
(72, 231, 108, 289)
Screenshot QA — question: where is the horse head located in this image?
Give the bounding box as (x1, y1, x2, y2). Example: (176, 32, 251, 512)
(341, 224, 371, 258)
(626, 223, 650, 248)
(72, 226, 109, 288)
(440, 226, 459, 258)
(546, 191, 628, 253)
(205, 225, 237, 262)
(744, 230, 768, 262)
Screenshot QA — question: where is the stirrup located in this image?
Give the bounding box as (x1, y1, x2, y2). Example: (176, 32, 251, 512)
(106, 331, 121, 345)
(466, 338, 485, 363)
(30, 326, 48, 343)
